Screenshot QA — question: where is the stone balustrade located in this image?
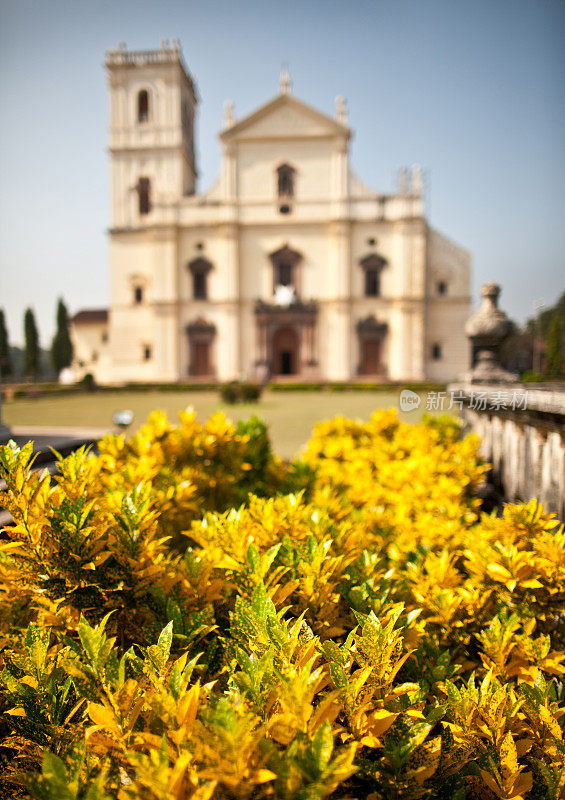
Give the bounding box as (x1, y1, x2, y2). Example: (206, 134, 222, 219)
(449, 382, 565, 519)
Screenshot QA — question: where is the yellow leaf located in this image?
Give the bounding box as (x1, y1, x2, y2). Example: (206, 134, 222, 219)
(405, 708, 426, 719)
(511, 772, 533, 797)
(515, 738, 533, 757)
(413, 736, 441, 784)
(360, 734, 382, 747)
(176, 681, 200, 728)
(87, 702, 120, 734)
(539, 706, 562, 739)
(500, 732, 518, 780)
(255, 769, 277, 783)
(480, 769, 502, 797)
(487, 563, 512, 583)
(368, 709, 398, 737)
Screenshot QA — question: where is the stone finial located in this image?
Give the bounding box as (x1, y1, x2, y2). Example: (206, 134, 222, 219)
(397, 166, 409, 195)
(335, 95, 348, 124)
(465, 281, 517, 383)
(171, 38, 180, 52)
(279, 65, 292, 95)
(223, 100, 235, 128)
(160, 38, 169, 50)
(411, 164, 422, 195)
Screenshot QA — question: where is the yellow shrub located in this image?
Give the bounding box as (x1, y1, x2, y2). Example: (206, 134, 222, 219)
(0, 409, 563, 800)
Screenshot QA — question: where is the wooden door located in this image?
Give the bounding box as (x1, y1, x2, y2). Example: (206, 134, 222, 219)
(193, 341, 210, 376)
(272, 326, 298, 375)
(361, 339, 381, 375)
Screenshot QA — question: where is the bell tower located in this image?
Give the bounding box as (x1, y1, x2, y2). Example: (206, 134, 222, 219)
(105, 39, 198, 229)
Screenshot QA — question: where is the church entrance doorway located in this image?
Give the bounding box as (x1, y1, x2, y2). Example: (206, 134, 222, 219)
(193, 342, 210, 376)
(186, 319, 216, 379)
(357, 315, 388, 377)
(272, 326, 298, 375)
(361, 339, 381, 375)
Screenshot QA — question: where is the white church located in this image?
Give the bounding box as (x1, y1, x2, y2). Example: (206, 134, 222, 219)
(71, 39, 471, 384)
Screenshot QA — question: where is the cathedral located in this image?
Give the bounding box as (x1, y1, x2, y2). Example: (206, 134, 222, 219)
(71, 40, 471, 384)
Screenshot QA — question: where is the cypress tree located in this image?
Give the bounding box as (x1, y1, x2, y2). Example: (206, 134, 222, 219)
(24, 308, 40, 380)
(0, 309, 12, 379)
(545, 312, 563, 379)
(51, 297, 74, 374)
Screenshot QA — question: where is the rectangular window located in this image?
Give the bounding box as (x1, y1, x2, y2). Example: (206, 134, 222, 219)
(143, 345, 152, 361)
(365, 270, 380, 297)
(432, 343, 442, 360)
(138, 177, 151, 215)
(193, 271, 207, 299)
(134, 286, 143, 304)
(277, 263, 293, 286)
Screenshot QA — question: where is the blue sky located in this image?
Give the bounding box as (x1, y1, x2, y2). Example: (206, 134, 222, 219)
(1, 0, 564, 347)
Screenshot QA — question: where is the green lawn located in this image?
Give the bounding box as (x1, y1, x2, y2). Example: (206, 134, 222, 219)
(3, 389, 452, 460)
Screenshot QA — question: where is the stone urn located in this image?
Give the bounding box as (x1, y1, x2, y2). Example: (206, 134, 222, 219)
(465, 282, 517, 383)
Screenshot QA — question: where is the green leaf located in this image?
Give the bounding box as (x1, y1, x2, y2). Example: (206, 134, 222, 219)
(77, 612, 113, 671)
(445, 679, 462, 704)
(247, 543, 259, 571)
(166, 598, 184, 635)
(329, 662, 348, 689)
(39, 751, 75, 799)
(24, 624, 50, 680)
(251, 581, 267, 619)
(311, 721, 333, 774)
(157, 621, 174, 665)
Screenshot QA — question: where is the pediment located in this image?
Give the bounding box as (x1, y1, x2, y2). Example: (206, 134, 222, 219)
(220, 94, 350, 141)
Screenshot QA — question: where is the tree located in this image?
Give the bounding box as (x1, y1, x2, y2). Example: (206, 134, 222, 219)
(23, 308, 40, 380)
(0, 309, 13, 379)
(51, 297, 73, 374)
(545, 312, 563, 379)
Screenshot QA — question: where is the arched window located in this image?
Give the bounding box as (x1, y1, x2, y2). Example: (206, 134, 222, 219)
(138, 90, 149, 123)
(277, 164, 295, 198)
(137, 177, 151, 215)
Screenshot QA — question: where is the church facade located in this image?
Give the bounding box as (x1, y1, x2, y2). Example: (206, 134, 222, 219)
(71, 40, 471, 384)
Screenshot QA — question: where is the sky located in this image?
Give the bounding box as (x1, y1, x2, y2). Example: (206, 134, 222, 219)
(0, 0, 564, 347)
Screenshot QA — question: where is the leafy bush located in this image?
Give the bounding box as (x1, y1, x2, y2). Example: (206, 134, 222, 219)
(520, 371, 545, 383)
(219, 381, 262, 404)
(79, 372, 97, 392)
(0, 408, 563, 799)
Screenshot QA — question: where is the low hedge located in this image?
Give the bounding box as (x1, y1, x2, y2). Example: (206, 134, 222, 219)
(220, 381, 263, 404)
